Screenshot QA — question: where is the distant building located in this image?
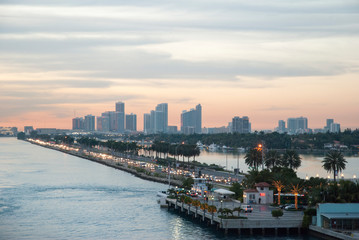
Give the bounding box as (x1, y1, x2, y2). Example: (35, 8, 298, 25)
(143, 113, 151, 134)
(125, 113, 137, 131)
(36, 128, 57, 135)
(202, 126, 229, 134)
(277, 120, 286, 133)
(115, 101, 125, 133)
(287, 117, 308, 134)
(84, 115, 95, 131)
(326, 119, 334, 132)
(144, 103, 168, 134)
(72, 117, 84, 130)
(181, 104, 202, 134)
(167, 126, 178, 134)
(330, 123, 341, 133)
(232, 116, 250, 134)
(24, 126, 34, 135)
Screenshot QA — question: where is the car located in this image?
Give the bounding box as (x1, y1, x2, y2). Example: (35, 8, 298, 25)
(241, 204, 253, 213)
(279, 204, 291, 209)
(284, 204, 304, 211)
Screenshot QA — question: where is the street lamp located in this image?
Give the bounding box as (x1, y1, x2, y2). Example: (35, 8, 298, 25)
(258, 143, 264, 170)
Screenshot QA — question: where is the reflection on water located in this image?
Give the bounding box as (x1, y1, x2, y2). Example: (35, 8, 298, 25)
(196, 150, 359, 179)
(0, 138, 323, 239)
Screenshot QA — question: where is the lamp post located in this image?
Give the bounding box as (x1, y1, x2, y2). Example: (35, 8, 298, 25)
(258, 143, 264, 170)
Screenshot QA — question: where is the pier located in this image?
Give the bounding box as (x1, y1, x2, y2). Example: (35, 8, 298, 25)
(166, 198, 304, 236)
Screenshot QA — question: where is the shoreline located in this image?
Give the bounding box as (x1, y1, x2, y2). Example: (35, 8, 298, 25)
(25, 140, 182, 187)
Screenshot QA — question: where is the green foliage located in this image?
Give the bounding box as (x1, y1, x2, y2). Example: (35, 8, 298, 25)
(17, 132, 26, 140)
(304, 208, 317, 216)
(282, 150, 302, 170)
(322, 150, 347, 181)
(229, 182, 243, 200)
(302, 215, 312, 228)
(271, 209, 283, 218)
(181, 177, 194, 190)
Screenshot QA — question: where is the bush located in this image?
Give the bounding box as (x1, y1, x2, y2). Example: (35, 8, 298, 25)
(302, 215, 312, 228)
(272, 209, 283, 218)
(304, 208, 316, 216)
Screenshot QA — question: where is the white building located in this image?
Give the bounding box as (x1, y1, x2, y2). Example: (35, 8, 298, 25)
(243, 182, 273, 205)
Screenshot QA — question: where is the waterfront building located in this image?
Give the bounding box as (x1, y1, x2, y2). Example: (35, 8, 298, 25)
(314, 203, 359, 232)
(125, 113, 137, 132)
(144, 103, 168, 134)
(181, 104, 202, 134)
(84, 115, 95, 131)
(243, 182, 273, 205)
(36, 128, 58, 135)
(232, 116, 250, 134)
(287, 117, 308, 134)
(72, 117, 84, 130)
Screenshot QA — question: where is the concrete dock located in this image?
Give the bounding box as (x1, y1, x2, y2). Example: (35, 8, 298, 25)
(166, 198, 304, 236)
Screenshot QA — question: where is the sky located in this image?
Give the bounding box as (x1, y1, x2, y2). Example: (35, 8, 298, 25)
(1, 0, 359, 131)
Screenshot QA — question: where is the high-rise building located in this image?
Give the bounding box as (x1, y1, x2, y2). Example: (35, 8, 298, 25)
(324, 119, 334, 132)
(277, 120, 286, 133)
(72, 117, 84, 130)
(287, 117, 308, 134)
(126, 113, 137, 131)
(115, 101, 125, 113)
(232, 116, 250, 134)
(143, 103, 168, 134)
(84, 115, 95, 131)
(330, 123, 341, 133)
(143, 113, 151, 134)
(115, 102, 125, 133)
(181, 104, 202, 134)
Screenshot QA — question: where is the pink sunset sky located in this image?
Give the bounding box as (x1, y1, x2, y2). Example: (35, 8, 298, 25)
(1, 1, 359, 131)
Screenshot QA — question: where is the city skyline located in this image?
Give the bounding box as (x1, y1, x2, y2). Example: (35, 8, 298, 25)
(1, 1, 358, 131)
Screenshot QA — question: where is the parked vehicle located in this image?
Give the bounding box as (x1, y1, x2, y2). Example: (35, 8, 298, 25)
(284, 204, 304, 211)
(241, 204, 253, 213)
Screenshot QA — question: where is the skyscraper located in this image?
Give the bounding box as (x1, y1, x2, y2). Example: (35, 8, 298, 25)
(232, 116, 250, 134)
(277, 120, 286, 133)
(126, 113, 137, 131)
(72, 117, 84, 130)
(143, 103, 168, 134)
(143, 113, 151, 134)
(115, 102, 125, 133)
(287, 117, 308, 134)
(181, 104, 202, 134)
(84, 115, 95, 131)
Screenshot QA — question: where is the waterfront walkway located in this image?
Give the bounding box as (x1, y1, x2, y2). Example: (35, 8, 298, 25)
(166, 198, 304, 235)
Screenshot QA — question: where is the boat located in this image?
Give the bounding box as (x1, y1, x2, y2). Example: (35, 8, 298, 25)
(208, 143, 219, 152)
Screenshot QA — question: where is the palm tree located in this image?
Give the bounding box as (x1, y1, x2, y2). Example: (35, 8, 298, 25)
(282, 150, 301, 170)
(290, 184, 303, 210)
(265, 150, 281, 169)
(272, 180, 285, 205)
(245, 148, 262, 171)
(207, 205, 217, 222)
(322, 150, 347, 182)
(192, 200, 201, 216)
(233, 207, 243, 217)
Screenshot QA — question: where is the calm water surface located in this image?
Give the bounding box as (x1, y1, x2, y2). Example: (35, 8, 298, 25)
(0, 138, 322, 239)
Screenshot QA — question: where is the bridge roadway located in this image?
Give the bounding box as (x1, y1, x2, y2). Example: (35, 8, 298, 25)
(166, 198, 304, 235)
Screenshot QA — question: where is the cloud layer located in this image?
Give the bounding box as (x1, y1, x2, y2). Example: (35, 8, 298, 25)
(1, 0, 359, 129)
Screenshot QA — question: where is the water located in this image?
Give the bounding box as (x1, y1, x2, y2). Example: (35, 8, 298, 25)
(196, 151, 359, 179)
(0, 138, 322, 239)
